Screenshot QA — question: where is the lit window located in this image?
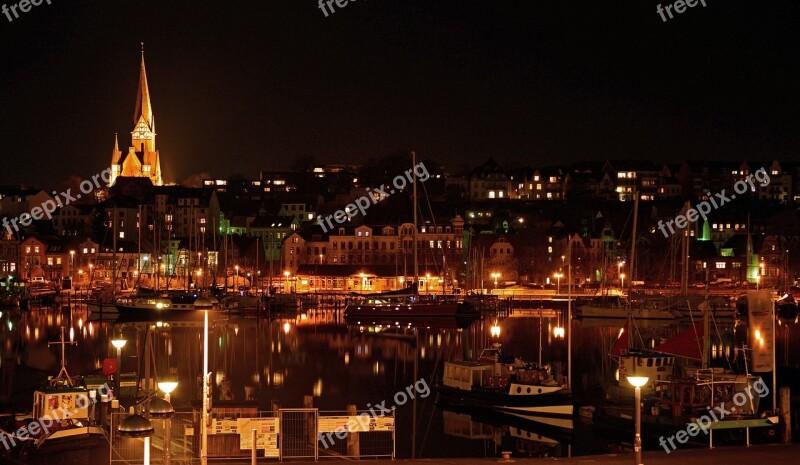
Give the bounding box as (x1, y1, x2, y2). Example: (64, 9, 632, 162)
(365, 231, 370, 237)
(548, 246, 553, 253)
(488, 191, 496, 199)
(716, 262, 726, 269)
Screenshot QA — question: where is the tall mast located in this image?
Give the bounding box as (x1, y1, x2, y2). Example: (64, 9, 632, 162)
(628, 193, 639, 296)
(112, 204, 117, 295)
(412, 151, 419, 295)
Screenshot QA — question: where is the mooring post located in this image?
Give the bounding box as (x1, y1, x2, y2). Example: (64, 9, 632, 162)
(252, 428, 257, 465)
(781, 386, 791, 443)
(347, 403, 360, 457)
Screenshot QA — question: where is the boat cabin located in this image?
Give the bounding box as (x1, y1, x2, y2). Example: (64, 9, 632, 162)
(32, 387, 90, 423)
(443, 361, 494, 390)
(618, 351, 676, 390)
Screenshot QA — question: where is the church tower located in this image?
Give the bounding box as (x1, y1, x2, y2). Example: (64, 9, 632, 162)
(110, 46, 163, 186)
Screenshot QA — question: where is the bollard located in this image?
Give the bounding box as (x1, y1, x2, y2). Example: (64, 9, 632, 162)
(347, 404, 360, 457)
(252, 428, 257, 465)
(781, 386, 791, 443)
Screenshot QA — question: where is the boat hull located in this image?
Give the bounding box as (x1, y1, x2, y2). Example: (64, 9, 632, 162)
(438, 384, 573, 418)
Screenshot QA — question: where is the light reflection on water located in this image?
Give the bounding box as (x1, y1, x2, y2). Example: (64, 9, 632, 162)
(0, 303, 788, 459)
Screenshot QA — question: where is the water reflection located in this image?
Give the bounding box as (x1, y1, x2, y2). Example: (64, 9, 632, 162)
(0, 303, 795, 458)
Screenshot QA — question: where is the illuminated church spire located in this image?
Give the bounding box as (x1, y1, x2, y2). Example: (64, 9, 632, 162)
(110, 44, 163, 186)
(132, 43, 156, 154)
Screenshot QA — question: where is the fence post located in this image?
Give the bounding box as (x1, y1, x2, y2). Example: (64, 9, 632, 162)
(304, 396, 315, 449)
(347, 404, 360, 458)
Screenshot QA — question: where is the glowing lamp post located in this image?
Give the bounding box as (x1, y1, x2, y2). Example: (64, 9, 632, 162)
(118, 411, 154, 465)
(490, 321, 501, 338)
(627, 376, 650, 465)
(621, 273, 626, 289)
(111, 338, 127, 398)
(491, 272, 500, 291)
(554, 272, 563, 294)
(155, 382, 178, 465)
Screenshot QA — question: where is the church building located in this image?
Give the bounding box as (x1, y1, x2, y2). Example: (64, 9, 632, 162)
(109, 49, 163, 186)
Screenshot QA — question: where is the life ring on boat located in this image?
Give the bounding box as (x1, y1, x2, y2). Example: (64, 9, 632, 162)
(488, 376, 495, 387)
(499, 377, 507, 387)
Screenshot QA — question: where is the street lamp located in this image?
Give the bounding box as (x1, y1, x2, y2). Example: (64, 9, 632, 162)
(491, 272, 500, 291)
(490, 321, 501, 338)
(554, 272, 563, 294)
(621, 273, 626, 289)
(111, 338, 127, 398)
(118, 410, 154, 465)
(627, 376, 649, 465)
(152, 387, 177, 465)
(69, 250, 75, 280)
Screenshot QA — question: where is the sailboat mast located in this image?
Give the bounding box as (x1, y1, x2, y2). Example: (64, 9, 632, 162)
(628, 193, 639, 295)
(112, 205, 117, 294)
(412, 151, 418, 294)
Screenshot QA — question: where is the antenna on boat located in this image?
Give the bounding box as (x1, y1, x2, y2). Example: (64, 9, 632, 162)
(48, 326, 78, 387)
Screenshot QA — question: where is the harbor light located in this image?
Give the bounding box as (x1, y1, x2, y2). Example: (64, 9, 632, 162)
(490, 322, 501, 337)
(627, 376, 649, 465)
(111, 339, 127, 349)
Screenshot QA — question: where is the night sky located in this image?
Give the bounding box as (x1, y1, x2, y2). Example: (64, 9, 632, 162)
(1, 0, 798, 187)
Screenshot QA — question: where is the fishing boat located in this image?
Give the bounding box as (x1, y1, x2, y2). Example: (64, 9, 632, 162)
(0, 328, 104, 460)
(598, 305, 778, 443)
(438, 344, 573, 419)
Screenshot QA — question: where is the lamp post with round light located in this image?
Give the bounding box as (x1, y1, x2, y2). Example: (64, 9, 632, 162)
(118, 410, 154, 465)
(151, 387, 177, 465)
(111, 338, 127, 398)
(627, 376, 649, 465)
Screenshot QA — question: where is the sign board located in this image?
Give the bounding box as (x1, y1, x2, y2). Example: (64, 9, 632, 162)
(747, 290, 774, 372)
(211, 419, 238, 435)
(237, 417, 280, 457)
(318, 415, 394, 433)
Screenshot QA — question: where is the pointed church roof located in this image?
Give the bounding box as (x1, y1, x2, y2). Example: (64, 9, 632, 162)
(134, 46, 153, 128)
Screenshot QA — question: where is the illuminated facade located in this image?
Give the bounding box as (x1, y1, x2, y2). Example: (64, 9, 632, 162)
(109, 50, 163, 186)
